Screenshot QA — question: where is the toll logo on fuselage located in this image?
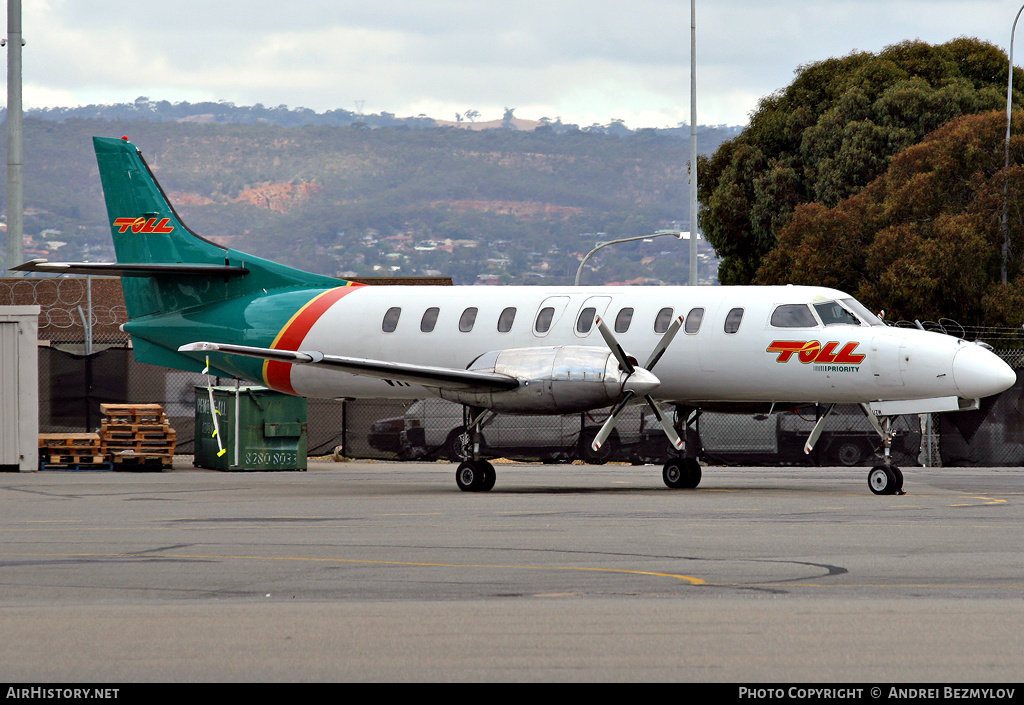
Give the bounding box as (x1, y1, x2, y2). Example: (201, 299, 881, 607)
(767, 340, 866, 366)
(113, 216, 175, 234)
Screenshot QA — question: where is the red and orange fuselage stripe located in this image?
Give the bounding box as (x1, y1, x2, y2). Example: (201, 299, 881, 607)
(262, 284, 363, 394)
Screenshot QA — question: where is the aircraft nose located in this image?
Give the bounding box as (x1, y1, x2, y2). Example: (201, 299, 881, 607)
(952, 344, 1017, 399)
(623, 367, 661, 396)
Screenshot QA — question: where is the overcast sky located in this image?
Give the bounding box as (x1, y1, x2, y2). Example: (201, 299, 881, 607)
(6, 1, 1024, 128)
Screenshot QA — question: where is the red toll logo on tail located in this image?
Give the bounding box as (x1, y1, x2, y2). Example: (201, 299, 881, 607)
(113, 217, 175, 234)
(767, 340, 866, 364)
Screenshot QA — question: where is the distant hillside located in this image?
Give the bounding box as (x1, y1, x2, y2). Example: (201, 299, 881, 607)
(6, 98, 743, 138)
(0, 102, 741, 284)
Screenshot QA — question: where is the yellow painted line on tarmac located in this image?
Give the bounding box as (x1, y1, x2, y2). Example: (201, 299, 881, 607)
(949, 496, 1007, 507)
(0, 550, 707, 585)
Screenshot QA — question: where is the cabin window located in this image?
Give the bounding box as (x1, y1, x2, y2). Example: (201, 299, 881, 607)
(577, 307, 597, 334)
(771, 304, 817, 328)
(535, 306, 555, 333)
(654, 307, 674, 334)
(497, 307, 516, 333)
(814, 301, 862, 326)
(614, 307, 633, 334)
(420, 307, 439, 333)
(459, 307, 478, 332)
(684, 307, 704, 334)
(724, 307, 744, 334)
(382, 307, 401, 333)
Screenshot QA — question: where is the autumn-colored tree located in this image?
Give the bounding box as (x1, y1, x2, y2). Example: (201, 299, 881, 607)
(698, 38, 1023, 285)
(757, 110, 1024, 326)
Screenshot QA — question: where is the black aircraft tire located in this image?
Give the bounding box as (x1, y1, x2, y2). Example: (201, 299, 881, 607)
(456, 461, 482, 492)
(480, 461, 496, 492)
(891, 466, 904, 493)
(663, 458, 701, 489)
(681, 457, 702, 489)
(868, 465, 896, 495)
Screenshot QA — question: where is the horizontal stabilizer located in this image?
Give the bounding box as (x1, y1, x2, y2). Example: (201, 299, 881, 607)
(179, 341, 520, 392)
(12, 259, 249, 277)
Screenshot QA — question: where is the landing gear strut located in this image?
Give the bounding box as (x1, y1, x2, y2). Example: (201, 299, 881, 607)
(662, 407, 702, 489)
(454, 407, 498, 492)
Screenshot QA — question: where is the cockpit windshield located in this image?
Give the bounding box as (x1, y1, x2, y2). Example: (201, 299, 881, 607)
(814, 300, 863, 326)
(839, 298, 885, 326)
(809, 299, 884, 327)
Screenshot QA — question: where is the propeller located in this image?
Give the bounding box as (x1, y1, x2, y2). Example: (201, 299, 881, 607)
(590, 314, 685, 452)
(803, 403, 835, 455)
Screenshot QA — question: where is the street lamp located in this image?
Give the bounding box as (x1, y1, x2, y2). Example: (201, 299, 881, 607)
(1003, 2, 1024, 285)
(574, 229, 692, 286)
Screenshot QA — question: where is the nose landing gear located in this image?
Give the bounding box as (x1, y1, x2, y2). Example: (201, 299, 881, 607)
(865, 412, 905, 495)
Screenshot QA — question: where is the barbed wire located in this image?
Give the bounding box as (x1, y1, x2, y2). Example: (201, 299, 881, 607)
(889, 318, 1024, 344)
(0, 278, 129, 343)
(0, 278, 87, 307)
(7, 277, 1024, 348)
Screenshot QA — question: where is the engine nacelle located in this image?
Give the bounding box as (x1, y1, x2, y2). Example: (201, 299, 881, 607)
(438, 346, 630, 413)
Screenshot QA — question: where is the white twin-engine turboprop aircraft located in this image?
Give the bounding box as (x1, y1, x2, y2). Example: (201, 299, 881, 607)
(181, 285, 1016, 495)
(20, 137, 1017, 495)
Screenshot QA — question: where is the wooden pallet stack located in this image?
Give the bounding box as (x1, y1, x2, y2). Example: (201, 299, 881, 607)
(98, 403, 177, 469)
(38, 433, 111, 470)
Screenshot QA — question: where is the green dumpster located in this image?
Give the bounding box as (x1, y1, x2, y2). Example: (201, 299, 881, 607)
(194, 385, 308, 470)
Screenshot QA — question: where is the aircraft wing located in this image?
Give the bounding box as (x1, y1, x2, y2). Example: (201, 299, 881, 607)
(178, 342, 520, 392)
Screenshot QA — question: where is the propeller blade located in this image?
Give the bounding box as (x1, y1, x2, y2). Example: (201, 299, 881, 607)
(803, 404, 835, 454)
(644, 396, 683, 450)
(644, 315, 684, 370)
(594, 315, 635, 375)
(591, 391, 635, 450)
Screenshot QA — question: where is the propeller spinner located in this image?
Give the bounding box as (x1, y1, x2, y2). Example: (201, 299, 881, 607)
(590, 314, 685, 452)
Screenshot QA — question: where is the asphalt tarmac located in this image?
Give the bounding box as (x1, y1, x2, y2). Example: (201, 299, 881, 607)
(0, 459, 1021, 682)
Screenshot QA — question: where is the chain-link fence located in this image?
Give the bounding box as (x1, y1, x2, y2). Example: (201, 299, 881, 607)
(34, 342, 1021, 468)
(11, 276, 1024, 467)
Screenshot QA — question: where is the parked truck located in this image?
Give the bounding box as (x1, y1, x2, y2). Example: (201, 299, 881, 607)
(393, 398, 645, 463)
(639, 405, 921, 467)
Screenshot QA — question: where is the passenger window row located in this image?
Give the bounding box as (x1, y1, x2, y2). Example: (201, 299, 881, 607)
(382, 305, 739, 335)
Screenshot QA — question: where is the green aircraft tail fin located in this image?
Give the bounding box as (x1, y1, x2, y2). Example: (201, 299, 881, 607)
(93, 136, 342, 321)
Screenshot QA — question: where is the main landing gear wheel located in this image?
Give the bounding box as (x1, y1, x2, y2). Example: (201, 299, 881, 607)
(456, 460, 495, 492)
(868, 465, 904, 495)
(663, 457, 701, 489)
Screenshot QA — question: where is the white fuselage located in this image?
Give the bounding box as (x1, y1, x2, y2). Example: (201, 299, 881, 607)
(278, 284, 1012, 408)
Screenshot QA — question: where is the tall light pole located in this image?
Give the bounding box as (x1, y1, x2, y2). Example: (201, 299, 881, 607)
(575, 230, 686, 286)
(4, 0, 24, 277)
(688, 0, 699, 286)
(1003, 3, 1024, 285)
